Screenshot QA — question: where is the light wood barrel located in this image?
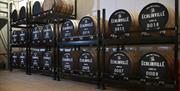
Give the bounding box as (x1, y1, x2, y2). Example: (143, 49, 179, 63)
(42, 0, 73, 15)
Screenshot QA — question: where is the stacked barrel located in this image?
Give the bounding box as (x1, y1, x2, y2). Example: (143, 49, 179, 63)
(11, 51, 27, 69)
(11, 30, 28, 45)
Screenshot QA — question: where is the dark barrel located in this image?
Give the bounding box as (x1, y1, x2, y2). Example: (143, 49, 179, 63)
(12, 30, 19, 44)
(19, 6, 27, 20)
(31, 51, 41, 70)
(42, 24, 53, 44)
(105, 48, 140, 80)
(139, 3, 174, 33)
(78, 16, 98, 36)
(139, 52, 174, 81)
(61, 51, 79, 73)
(32, 1, 42, 16)
(19, 51, 26, 69)
(19, 29, 28, 44)
(12, 52, 19, 68)
(42, 0, 73, 15)
(32, 26, 42, 44)
(78, 48, 97, 76)
(61, 20, 79, 38)
(108, 9, 138, 37)
(11, 9, 18, 22)
(42, 51, 53, 71)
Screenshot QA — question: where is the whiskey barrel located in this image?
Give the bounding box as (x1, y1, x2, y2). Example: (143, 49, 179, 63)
(61, 20, 79, 38)
(61, 51, 79, 73)
(42, 0, 73, 15)
(19, 29, 28, 44)
(139, 3, 175, 36)
(12, 30, 20, 44)
(19, 6, 27, 20)
(42, 24, 53, 44)
(105, 49, 140, 80)
(12, 52, 19, 68)
(78, 16, 97, 36)
(32, 26, 42, 44)
(108, 9, 138, 38)
(11, 9, 18, 22)
(32, 1, 43, 16)
(137, 45, 174, 81)
(31, 51, 41, 70)
(78, 47, 98, 75)
(78, 16, 108, 36)
(139, 52, 174, 81)
(42, 51, 53, 70)
(19, 51, 26, 69)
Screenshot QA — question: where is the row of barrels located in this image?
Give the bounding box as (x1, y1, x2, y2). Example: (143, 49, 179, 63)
(12, 51, 53, 71)
(11, 2, 175, 44)
(61, 2, 175, 39)
(11, 0, 74, 22)
(11, 45, 174, 81)
(60, 46, 174, 81)
(12, 24, 53, 45)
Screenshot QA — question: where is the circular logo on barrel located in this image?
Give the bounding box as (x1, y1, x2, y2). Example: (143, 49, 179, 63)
(20, 30, 26, 42)
(62, 53, 73, 71)
(32, 52, 39, 66)
(32, 27, 41, 41)
(109, 9, 132, 35)
(62, 20, 74, 38)
(140, 52, 168, 80)
(79, 16, 95, 35)
(20, 52, 26, 67)
(43, 52, 52, 68)
(12, 31, 18, 43)
(79, 52, 93, 73)
(43, 25, 53, 39)
(139, 3, 169, 31)
(109, 52, 130, 77)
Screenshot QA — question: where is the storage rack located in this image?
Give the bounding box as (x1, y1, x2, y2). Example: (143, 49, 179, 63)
(9, 2, 30, 75)
(101, 0, 179, 91)
(57, 10, 101, 88)
(9, 0, 77, 80)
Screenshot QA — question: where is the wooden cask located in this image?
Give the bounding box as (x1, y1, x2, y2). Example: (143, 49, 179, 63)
(19, 6, 27, 20)
(19, 51, 26, 69)
(105, 46, 140, 80)
(138, 45, 174, 81)
(32, 26, 42, 44)
(42, 24, 53, 44)
(12, 52, 19, 68)
(139, 3, 175, 36)
(61, 19, 79, 38)
(31, 51, 41, 70)
(42, 51, 53, 71)
(61, 51, 79, 73)
(32, 0, 43, 16)
(78, 47, 98, 76)
(42, 0, 73, 15)
(11, 9, 18, 22)
(108, 9, 138, 38)
(19, 29, 28, 44)
(12, 30, 20, 44)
